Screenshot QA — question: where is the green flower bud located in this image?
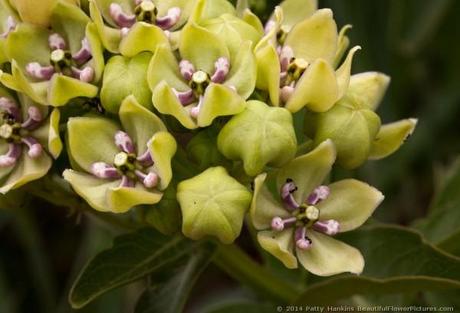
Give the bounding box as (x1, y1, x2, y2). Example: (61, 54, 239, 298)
(218, 100, 297, 176)
(100, 52, 152, 113)
(305, 72, 417, 169)
(177, 166, 252, 244)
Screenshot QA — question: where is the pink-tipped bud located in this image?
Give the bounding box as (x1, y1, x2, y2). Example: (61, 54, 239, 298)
(26, 63, 55, 80)
(73, 37, 92, 65)
(307, 185, 330, 205)
(155, 7, 181, 30)
(114, 131, 135, 154)
(48, 33, 66, 50)
(211, 57, 230, 83)
(21, 137, 42, 158)
(179, 60, 195, 81)
(109, 3, 136, 28)
(313, 219, 340, 236)
(281, 178, 299, 210)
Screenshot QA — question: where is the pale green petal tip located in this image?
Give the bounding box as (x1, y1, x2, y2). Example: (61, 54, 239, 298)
(177, 166, 252, 244)
(250, 173, 290, 230)
(297, 232, 365, 276)
(369, 118, 418, 160)
(318, 179, 384, 232)
(148, 131, 177, 191)
(348, 71, 391, 110)
(107, 185, 163, 213)
(217, 100, 297, 176)
(258, 230, 298, 269)
(48, 75, 99, 107)
(336, 45, 361, 100)
(48, 108, 63, 158)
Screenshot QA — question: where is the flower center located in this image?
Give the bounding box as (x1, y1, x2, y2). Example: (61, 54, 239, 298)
(134, 0, 158, 23)
(285, 58, 309, 85)
(50, 49, 74, 75)
(270, 179, 340, 250)
(276, 25, 290, 45)
(0, 97, 45, 167)
(26, 33, 94, 83)
(189, 70, 211, 97)
(91, 131, 159, 189)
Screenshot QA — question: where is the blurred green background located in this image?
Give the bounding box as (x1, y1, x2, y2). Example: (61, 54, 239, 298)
(1, 0, 460, 312)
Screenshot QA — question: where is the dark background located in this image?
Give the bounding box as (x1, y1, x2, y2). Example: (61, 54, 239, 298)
(1, 0, 459, 312)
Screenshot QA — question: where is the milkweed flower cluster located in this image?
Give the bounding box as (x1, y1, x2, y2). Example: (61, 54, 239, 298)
(0, 0, 416, 276)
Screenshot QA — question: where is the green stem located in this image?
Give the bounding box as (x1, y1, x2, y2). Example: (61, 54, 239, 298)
(213, 243, 301, 303)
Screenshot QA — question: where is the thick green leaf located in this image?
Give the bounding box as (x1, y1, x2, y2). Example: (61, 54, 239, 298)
(69, 228, 193, 308)
(294, 225, 460, 305)
(414, 157, 460, 255)
(135, 245, 214, 313)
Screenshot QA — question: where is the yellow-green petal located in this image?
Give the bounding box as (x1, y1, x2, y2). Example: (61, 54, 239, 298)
(0, 151, 52, 194)
(369, 119, 418, 160)
(335, 45, 361, 100)
(223, 40, 256, 99)
(119, 22, 169, 57)
(179, 23, 229, 74)
(285, 59, 338, 113)
(63, 169, 119, 212)
(347, 71, 391, 111)
(296, 230, 364, 276)
(67, 116, 120, 172)
(48, 74, 99, 106)
(250, 173, 290, 230)
(284, 9, 337, 64)
(318, 179, 384, 232)
(107, 185, 163, 213)
(152, 81, 197, 129)
(198, 84, 246, 128)
(89, 0, 121, 53)
(333, 24, 352, 68)
(147, 131, 177, 190)
(276, 140, 336, 205)
(119, 95, 166, 154)
(258, 229, 297, 269)
(277, 0, 317, 31)
(147, 45, 188, 91)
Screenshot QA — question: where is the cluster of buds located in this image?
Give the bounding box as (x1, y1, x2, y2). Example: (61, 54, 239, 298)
(0, 0, 416, 276)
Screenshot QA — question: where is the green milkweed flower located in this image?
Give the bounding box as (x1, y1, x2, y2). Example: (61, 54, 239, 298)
(305, 72, 418, 169)
(250, 140, 384, 276)
(177, 166, 252, 244)
(255, 5, 359, 112)
(63, 95, 176, 213)
(0, 84, 62, 194)
(0, 0, 104, 107)
(148, 22, 256, 129)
